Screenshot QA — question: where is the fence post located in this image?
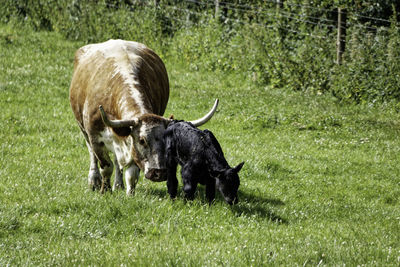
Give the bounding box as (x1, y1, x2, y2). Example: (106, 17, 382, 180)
(277, 0, 284, 9)
(215, 0, 219, 18)
(336, 8, 347, 65)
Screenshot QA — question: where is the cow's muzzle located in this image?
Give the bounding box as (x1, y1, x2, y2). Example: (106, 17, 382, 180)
(145, 168, 167, 182)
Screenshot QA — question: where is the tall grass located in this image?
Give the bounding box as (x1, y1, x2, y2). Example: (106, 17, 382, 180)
(1, 24, 400, 265)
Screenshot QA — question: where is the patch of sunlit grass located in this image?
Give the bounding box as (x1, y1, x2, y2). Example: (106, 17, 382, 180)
(1, 24, 399, 266)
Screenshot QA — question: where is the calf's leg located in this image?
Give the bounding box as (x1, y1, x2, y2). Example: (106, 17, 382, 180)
(166, 160, 178, 199)
(181, 165, 198, 200)
(205, 178, 216, 204)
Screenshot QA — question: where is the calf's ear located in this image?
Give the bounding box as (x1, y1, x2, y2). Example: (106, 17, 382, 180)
(211, 170, 225, 180)
(234, 162, 245, 173)
(164, 117, 173, 127)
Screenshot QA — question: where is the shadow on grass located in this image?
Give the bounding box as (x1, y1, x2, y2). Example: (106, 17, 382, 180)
(231, 190, 288, 224)
(144, 187, 170, 199)
(146, 186, 288, 224)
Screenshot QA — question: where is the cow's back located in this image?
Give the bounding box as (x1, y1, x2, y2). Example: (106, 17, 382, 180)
(69, 40, 169, 132)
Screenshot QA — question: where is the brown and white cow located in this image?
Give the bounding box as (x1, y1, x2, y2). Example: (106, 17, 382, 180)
(69, 39, 218, 195)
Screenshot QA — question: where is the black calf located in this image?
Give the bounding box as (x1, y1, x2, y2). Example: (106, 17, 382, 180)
(164, 121, 244, 205)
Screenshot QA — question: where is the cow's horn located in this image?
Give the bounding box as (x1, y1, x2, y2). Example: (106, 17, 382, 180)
(99, 105, 138, 128)
(189, 99, 219, 127)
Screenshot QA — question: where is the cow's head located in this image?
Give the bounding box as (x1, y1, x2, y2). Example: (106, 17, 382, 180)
(215, 162, 244, 205)
(99, 99, 219, 182)
(130, 114, 170, 182)
(99, 106, 169, 181)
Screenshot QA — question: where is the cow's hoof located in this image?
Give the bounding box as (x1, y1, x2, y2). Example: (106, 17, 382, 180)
(113, 182, 125, 191)
(88, 173, 102, 191)
(89, 182, 101, 191)
(126, 189, 136, 196)
(100, 183, 112, 194)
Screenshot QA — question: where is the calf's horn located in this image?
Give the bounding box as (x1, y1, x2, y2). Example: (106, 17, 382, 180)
(99, 105, 138, 128)
(189, 99, 219, 127)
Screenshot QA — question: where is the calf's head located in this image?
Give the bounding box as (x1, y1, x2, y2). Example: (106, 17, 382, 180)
(215, 162, 244, 205)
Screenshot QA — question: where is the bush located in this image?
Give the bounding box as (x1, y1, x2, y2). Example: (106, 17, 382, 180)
(0, 0, 166, 51)
(332, 19, 400, 103)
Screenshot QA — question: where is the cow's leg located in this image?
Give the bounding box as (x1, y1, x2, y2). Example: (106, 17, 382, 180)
(91, 142, 113, 194)
(166, 160, 178, 199)
(85, 141, 102, 191)
(79, 126, 101, 191)
(99, 157, 113, 194)
(113, 156, 124, 191)
(205, 178, 216, 204)
(181, 164, 198, 201)
(125, 163, 140, 196)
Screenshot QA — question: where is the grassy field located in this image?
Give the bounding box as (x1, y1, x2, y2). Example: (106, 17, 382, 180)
(1, 24, 400, 266)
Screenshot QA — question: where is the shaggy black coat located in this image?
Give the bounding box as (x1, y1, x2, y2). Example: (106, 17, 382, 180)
(164, 121, 244, 205)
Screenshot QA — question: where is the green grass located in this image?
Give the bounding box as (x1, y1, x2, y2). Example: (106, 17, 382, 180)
(1, 24, 400, 266)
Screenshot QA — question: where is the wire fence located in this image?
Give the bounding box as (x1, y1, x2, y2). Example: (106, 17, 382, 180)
(108, 0, 398, 30)
(158, 0, 399, 58)
(178, 0, 397, 27)
(57, 0, 399, 102)
(102, 0, 399, 61)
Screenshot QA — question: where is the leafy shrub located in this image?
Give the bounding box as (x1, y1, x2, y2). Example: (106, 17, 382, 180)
(0, 0, 165, 51)
(168, 18, 235, 72)
(331, 18, 400, 103)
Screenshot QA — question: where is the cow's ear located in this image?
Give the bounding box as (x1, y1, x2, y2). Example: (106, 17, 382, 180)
(112, 120, 139, 137)
(112, 126, 132, 137)
(113, 120, 139, 137)
(234, 162, 245, 173)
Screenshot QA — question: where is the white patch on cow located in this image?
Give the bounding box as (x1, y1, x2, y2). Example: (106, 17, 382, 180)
(125, 164, 140, 195)
(82, 98, 90, 128)
(86, 141, 101, 188)
(115, 51, 147, 116)
(97, 123, 166, 179)
(138, 124, 165, 176)
(140, 126, 154, 176)
(143, 161, 152, 176)
(80, 40, 148, 116)
(98, 128, 133, 169)
(119, 92, 141, 119)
